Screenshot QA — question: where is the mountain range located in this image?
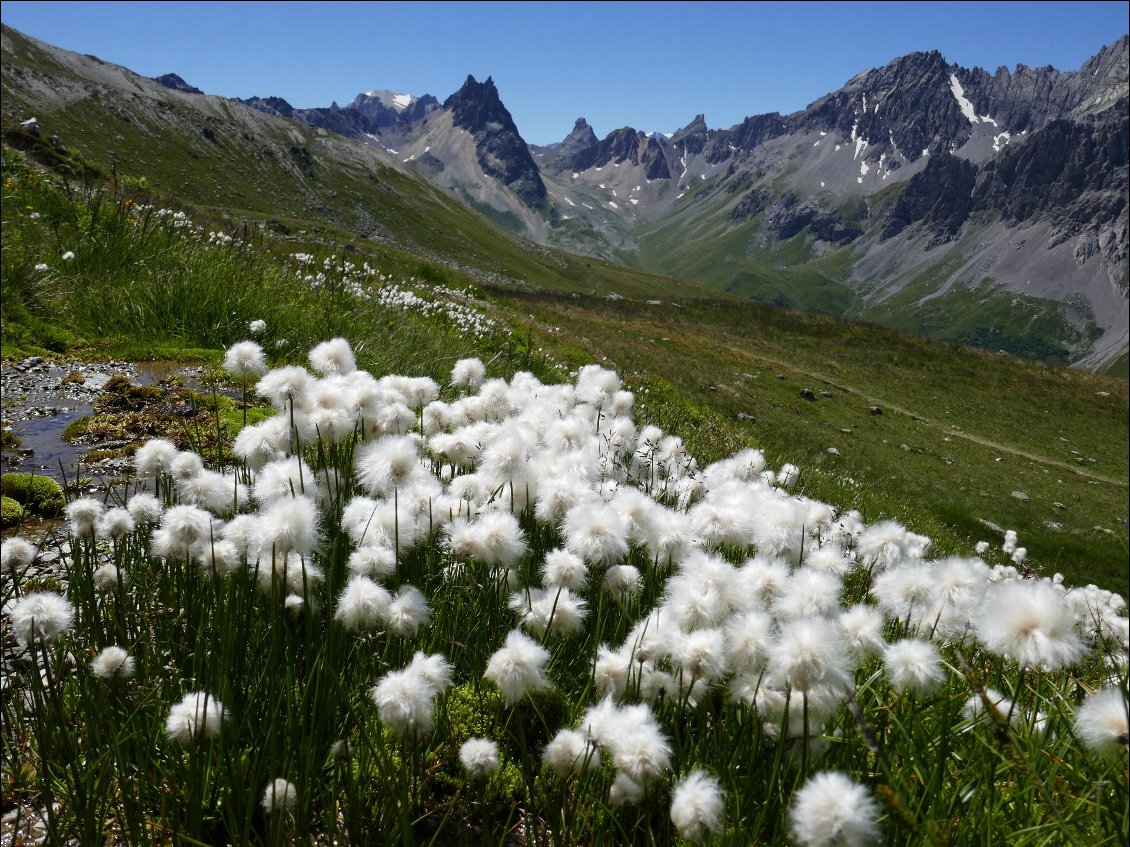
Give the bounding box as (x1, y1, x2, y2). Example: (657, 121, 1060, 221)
(2, 24, 1127, 371)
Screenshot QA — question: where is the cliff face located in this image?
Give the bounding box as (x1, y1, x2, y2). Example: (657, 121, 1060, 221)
(443, 75, 547, 209)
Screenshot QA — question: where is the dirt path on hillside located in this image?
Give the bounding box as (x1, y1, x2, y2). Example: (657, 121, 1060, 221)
(732, 348, 1129, 488)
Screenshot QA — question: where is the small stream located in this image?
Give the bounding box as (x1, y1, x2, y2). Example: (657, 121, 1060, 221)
(1, 358, 204, 488)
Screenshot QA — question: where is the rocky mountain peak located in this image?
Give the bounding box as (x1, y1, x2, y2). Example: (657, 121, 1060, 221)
(444, 74, 510, 134)
(671, 114, 709, 154)
(152, 73, 203, 95)
(442, 75, 547, 210)
(559, 117, 598, 156)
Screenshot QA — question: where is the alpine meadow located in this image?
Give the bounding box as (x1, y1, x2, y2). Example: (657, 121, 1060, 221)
(1, 14, 1127, 847)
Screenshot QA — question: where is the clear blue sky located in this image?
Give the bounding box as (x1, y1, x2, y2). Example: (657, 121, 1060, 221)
(1, 1, 1126, 144)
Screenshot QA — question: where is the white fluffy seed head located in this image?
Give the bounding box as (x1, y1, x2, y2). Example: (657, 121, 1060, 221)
(370, 666, 436, 735)
(66, 497, 104, 537)
(975, 580, 1086, 670)
(133, 438, 179, 476)
(451, 357, 486, 388)
(542, 728, 596, 777)
(790, 771, 881, 847)
(7, 592, 74, 647)
(484, 629, 553, 705)
(126, 492, 164, 525)
(459, 737, 501, 778)
(261, 778, 297, 813)
(91, 646, 135, 680)
(609, 772, 644, 807)
(542, 548, 588, 590)
(883, 638, 946, 695)
(767, 618, 850, 693)
(224, 340, 267, 377)
(670, 770, 726, 842)
(309, 337, 356, 376)
(256, 365, 312, 410)
(334, 575, 392, 631)
(386, 585, 430, 637)
(165, 691, 226, 744)
(347, 544, 397, 579)
(563, 503, 629, 566)
(1, 537, 36, 572)
(1074, 686, 1129, 758)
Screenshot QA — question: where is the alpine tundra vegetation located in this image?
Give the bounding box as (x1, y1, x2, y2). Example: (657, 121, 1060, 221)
(1, 18, 1128, 847)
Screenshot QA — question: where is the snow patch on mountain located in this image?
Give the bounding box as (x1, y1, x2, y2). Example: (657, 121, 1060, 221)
(949, 74, 979, 124)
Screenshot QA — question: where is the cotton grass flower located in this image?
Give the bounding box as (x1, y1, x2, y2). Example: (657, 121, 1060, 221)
(347, 545, 397, 579)
(253, 456, 319, 504)
(309, 337, 356, 375)
(249, 319, 267, 335)
(598, 641, 644, 696)
(724, 610, 773, 673)
(159, 504, 215, 549)
(975, 580, 1086, 669)
(126, 492, 163, 525)
(261, 778, 297, 813)
(386, 585, 430, 636)
(963, 687, 1015, 724)
(839, 604, 887, 660)
(674, 628, 729, 681)
(370, 666, 438, 735)
(256, 365, 312, 410)
(133, 438, 179, 476)
(604, 564, 642, 599)
(334, 575, 392, 631)
(95, 507, 135, 540)
(451, 357, 486, 388)
(165, 691, 226, 744)
(170, 450, 204, 481)
(223, 340, 267, 377)
(670, 770, 725, 842)
(510, 588, 588, 638)
(459, 738, 501, 778)
(603, 704, 673, 784)
(91, 646, 135, 680)
(1, 537, 36, 573)
(66, 498, 104, 537)
(563, 502, 629, 566)
(883, 639, 945, 695)
(1074, 686, 1128, 758)
(406, 652, 454, 695)
(609, 773, 644, 807)
(541, 548, 588, 590)
(7, 592, 74, 647)
(93, 564, 120, 592)
(790, 771, 881, 847)
(257, 496, 320, 556)
(355, 435, 424, 496)
(767, 618, 850, 693)
(543, 728, 596, 777)
(484, 629, 553, 705)
(610, 776, 646, 808)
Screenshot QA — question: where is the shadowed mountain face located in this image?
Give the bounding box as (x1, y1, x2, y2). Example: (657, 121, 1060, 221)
(442, 75, 548, 210)
(3, 23, 1126, 371)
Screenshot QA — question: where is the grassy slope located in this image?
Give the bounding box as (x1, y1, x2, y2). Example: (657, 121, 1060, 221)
(486, 291, 1129, 594)
(2, 23, 1126, 595)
